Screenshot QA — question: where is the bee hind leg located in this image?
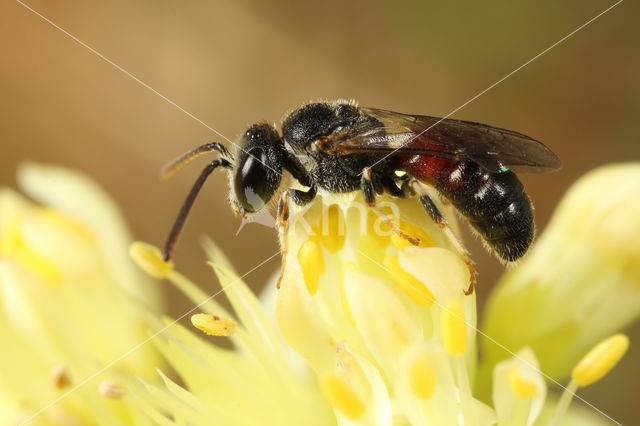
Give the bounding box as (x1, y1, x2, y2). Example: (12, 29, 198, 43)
(408, 179, 476, 295)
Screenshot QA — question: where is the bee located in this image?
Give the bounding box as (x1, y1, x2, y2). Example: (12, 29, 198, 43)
(161, 101, 560, 293)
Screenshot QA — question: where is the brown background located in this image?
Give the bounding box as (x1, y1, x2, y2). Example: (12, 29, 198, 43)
(1, 0, 638, 423)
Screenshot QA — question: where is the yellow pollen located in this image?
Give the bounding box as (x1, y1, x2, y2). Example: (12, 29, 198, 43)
(441, 298, 467, 355)
(571, 333, 629, 387)
(297, 237, 325, 295)
(383, 256, 435, 306)
(129, 241, 173, 279)
(320, 204, 346, 253)
(50, 365, 70, 389)
(191, 313, 236, 336)
(99, 380, 126, 399)
(408, 355, 437, 399)
(507, 365, 537, 398)
(322, 374, 366, 419)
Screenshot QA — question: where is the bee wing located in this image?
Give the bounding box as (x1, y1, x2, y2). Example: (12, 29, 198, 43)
(317, 107, 561, 173)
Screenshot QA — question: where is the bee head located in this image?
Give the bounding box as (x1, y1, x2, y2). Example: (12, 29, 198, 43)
(232, 123, 284, 214)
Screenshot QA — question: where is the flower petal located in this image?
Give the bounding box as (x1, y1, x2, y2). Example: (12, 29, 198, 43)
(342, 267, 422, 373)
(493, 348, 546, 426)
(482, 163, 640, 380)
(17, 162, 162, 309)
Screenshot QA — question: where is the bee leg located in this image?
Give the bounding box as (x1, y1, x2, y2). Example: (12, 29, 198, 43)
(275, 190, 291, 289)
(398, 178, 417, 198)
(361, 168, 420, 246)
(275, 186, 318, 289)
(409, 179, 476, 295)
(289, 186, 317, 206)
(382, 174, 408, 198)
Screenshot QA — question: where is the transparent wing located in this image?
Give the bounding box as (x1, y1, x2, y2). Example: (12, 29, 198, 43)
(315, 107, 561, 173)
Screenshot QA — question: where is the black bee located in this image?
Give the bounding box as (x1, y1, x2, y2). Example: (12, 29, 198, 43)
(161, 101, 560, 284)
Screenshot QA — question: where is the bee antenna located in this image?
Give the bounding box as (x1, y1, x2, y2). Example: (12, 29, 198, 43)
(160, 143, 231, 181)
(162, 158, 233, 262)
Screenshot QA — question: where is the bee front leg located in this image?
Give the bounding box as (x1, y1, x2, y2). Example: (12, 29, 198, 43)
(275, 190, 291, 289)
(408, 179, 476, 295)
(289, 186, 317, 206)
(361, 167, 420, 246)
(275, 186, 317, 289)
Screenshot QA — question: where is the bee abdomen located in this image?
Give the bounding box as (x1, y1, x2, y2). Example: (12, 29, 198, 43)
(437, 161, 534, 262)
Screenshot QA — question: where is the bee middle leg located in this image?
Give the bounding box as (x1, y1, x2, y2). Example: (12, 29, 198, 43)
(408, 179, 476, 295)
(361, 167, 420, 246)
(382, 174, 411, 198)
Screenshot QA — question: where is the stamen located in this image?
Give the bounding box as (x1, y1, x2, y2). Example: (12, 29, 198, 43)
(50, 364, 70, 389)
(383, 256, 435, 306)
(276, 264, 335, 371)
(548, 379, 579, 426)
(191, 313, 236, 336)
(322, 374, 366, 419)
(571, 333, 629, 387)
(550, 334, 629, 426)
(441, 298, 467, 356)
(320, 204, 346, 253)
(340, 263, 358, 325)
(342, 267, 420, 357)
(507, 365, 537, 398)
(408, 354, 437, 399)
(297, 238, 325, 295)
(129, 241, 174, 279)
(453, 356, 475, 425)
(99, 380, 126, 399)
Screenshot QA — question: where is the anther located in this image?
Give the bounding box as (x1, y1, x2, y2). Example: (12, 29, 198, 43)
(129, 242, 174, 279)
(383, 256, 435, 306)
(571, 333, 629, 387)
(507, 365, 537, 398)
(408, 355, 437, 399)
(297, 238, 325, 295)
(99, 380, 126, 399)
(322, 374, 365, 419)
(50, 364, 70, 389)
(441, 298, 467, 356)
(191, 313, 236, 336)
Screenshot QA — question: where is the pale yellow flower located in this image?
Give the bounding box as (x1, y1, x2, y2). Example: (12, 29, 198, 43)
(0, 163, 164, 425)
(480, 163, 640, 383)
(131, 163, 639, 425)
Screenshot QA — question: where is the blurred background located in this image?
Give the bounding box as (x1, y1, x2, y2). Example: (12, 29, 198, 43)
(1, 0, 638, 422)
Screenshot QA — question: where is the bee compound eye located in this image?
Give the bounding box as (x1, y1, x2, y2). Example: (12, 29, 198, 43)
(235, 148, 269, 212)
